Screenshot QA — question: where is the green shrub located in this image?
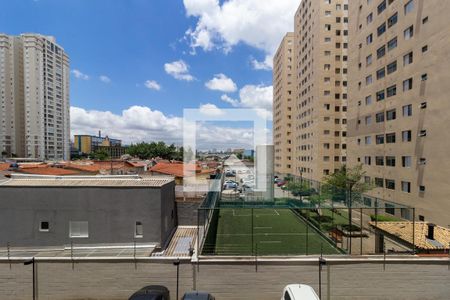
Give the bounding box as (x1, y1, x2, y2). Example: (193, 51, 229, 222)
(370, 214, 402, 222)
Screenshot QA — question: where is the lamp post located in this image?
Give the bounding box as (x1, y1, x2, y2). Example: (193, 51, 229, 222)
(346, 178, 357, 255)
(24, 257, 36, 300)
(173, 259, 180, 300)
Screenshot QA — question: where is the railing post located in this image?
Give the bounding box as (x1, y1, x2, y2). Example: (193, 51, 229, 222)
(7, 242, 11, 269)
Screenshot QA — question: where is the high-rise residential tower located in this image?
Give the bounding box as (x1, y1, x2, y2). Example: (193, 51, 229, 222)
(348, 0, 450, 225)
(292, 0, 349, 182)
(0, 34, 70, 160)
(273, 33, 295, 177)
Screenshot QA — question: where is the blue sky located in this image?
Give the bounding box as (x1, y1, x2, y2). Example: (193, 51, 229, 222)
(1, 0, 298, 148)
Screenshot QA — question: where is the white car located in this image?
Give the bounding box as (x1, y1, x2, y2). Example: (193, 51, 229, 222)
(281, 284, 320, 300)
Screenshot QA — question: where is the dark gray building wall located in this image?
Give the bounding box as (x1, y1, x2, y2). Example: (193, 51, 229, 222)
(159, 182, 177, 247)
(0, 184, 176, 247)
(176, 201, 200, 225)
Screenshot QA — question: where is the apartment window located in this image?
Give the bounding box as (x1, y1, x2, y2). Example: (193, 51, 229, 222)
(376, 134, 385, 144)
(325, 37, 331, 43)
(388, 13, 398, 28)
(401, 181, 411, 193)
(385, 203, 395, 215)
(386, 156, 396, 167)
(419, 185, 426, 192)
(377, 45, 386, 58)
(387, 37, 397, 51)
(376, 112, 385, 123)
(324, 64, 331, 70)
(39, 221, 50, 232)
(366, 34, 373, 45)
(404, 0, 414, 14)
(387, 85, 397, 97)
(366, 95, 373, 105)
(366, 75, 373, 85)
(376, 156, 384, 166)
(377, 0, 387, 14)
(375, 177, 384, 187)
(376, 90, 385, 101)
(135, 221, 143, 238)
(69, 221, 89, 238)
(403, 78, 413, 91)
(366, 54, 373, 66)
(365, 116, 372, 125)
(387, 61, 397, 74)
(403, 52, 413, 66)
(402, 156, 412, 167)
(336, 4, 341, 10)
(404, 26, 414, 40)
(325, 24, 331, 31)
(377, 22, 386, 36)
(367, 13, 373, 24)
(386, 133, 396, 143)
(365, 136, 372, 145)
(377, 68, 386, 79)
(403, 104, 412, 117)
(385, 179, 395, 190)
(386, 109, 396, 121)
(402, 130, 412, 142)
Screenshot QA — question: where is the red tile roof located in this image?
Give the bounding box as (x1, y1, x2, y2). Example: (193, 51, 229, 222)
(150, 162, 203, 177)
(0, 163, 11, 171)
(20, 167, 80, 176)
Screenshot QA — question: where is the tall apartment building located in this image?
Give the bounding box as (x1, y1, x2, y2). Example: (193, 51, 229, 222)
(348, 0, 450, 225)
(292, 0, 349, 182)
(0, 34, 70, 160)
(273, 33, 295, 176)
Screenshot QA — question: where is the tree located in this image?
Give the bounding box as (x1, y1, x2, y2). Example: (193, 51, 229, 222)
(92, 149, 110, 161)
(1, 150, 7, 158)
(285, 181, 315, 201)
(323, 164, 373, 254)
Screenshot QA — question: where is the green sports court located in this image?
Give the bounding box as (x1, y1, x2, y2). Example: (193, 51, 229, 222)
(202, 207, 342, 256)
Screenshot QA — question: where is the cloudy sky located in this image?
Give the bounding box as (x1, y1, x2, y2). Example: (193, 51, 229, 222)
(1, 0, 299, 149)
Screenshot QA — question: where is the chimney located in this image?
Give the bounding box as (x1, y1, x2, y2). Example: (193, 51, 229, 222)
(99, 130, 101, 138)
(427, 223, 435, 240)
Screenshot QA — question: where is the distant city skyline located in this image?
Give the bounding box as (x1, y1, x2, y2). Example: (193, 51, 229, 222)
(1, 0, 299, 148)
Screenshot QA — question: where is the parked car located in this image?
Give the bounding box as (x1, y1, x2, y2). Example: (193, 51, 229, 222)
(281, 284, 320, 300)
(182, 291, 215, 300)
(276, 180, 286, 187)
(129, 285, 170, 300)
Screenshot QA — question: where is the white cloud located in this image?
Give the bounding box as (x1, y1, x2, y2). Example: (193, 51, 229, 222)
(220, 84, 273, 119)
(221, 84, 272, 110)
(144, 80, 161, 91)
(99, 75, 111, 83)
(205, 73, 237, 92)
(250, 55, 273, 70)
(220, 94, 239, 107)
(164, 60, 195, 81)
(183, 0, 297, 69)
(199, 103, 224, 116)
(71, 69, 89, 80)
(70, 105, 262, 149)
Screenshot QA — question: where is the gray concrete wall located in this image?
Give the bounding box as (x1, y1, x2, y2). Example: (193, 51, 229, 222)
(0, 186, 175, 247)
(0, 258, 448, 299)
(160, 183, 177, 246)
(176, 201, 200, 226)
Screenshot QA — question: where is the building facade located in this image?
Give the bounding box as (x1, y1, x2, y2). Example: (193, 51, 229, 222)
(348, 0, 450, 225)
(74, 132, 124, 158)
(292, 0, 349, 182)
(273, 33, 295, 176)
(0, 33, 70, 160)
(0, 175, 176, 247)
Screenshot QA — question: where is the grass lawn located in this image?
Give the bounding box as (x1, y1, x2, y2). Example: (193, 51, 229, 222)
(210, 208, 341, 255)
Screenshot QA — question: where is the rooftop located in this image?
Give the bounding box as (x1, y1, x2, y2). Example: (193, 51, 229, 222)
(0, 174, 174, 188)
(370, 221, 450, 251)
